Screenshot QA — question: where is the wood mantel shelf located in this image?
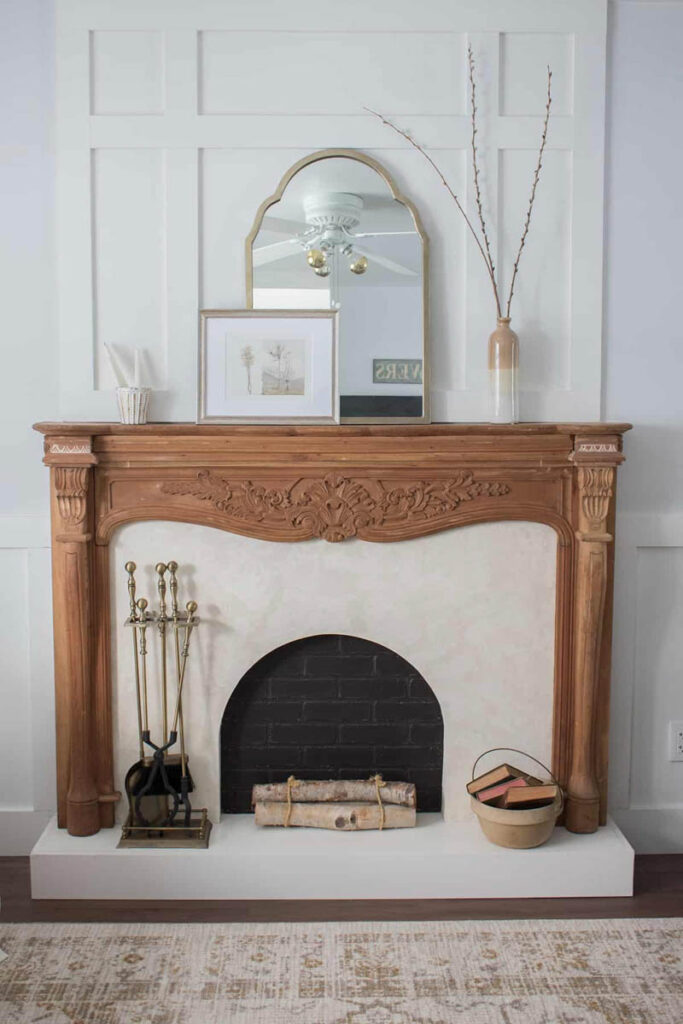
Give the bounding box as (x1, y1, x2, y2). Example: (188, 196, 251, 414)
(35, 421, 631, 839)
(35, 421, 631, 435)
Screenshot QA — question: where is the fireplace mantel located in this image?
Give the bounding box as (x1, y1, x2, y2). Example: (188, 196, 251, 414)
(34, 421, 630, 839)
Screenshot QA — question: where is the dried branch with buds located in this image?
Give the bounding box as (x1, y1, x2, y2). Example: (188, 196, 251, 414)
(505, 64, 552, 317)
(363, 106, 501, 316)
(365, 51, 552, 321)
(467, 46, 500, 316)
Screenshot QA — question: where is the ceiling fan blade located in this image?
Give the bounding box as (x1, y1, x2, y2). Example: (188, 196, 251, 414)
(262, 215, 308, 235)
(353, 245, 417, 277)
(252, 238, 303, 267)
(355, 231, 416, 238)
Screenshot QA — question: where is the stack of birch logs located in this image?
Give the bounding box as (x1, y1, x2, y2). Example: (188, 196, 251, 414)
(252, 777, 417, 831)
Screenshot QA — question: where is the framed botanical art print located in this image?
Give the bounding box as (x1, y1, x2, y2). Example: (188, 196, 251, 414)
(198, 309, 338, 424)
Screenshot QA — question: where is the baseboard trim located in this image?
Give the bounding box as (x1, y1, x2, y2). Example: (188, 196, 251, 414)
(0, 810, 53, 855)
(612, 808, 683, 854)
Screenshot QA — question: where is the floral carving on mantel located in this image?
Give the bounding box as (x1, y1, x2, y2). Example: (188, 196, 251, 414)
(160, 471, 511, 542)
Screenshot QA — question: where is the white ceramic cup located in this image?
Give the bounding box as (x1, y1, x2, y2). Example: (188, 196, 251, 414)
(116, 386, 152, 424)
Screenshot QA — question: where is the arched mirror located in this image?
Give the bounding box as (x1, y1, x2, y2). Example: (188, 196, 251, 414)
(246, 149, 429, 423)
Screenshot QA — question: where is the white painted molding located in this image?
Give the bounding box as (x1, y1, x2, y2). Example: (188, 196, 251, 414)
(0, 810, 52, 856)
(609, 511, 683, 852)
(613, 809, 683, 855)
(56, 0, 608, 423)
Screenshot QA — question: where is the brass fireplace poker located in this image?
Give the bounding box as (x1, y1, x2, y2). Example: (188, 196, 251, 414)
(125, 562, 144, 761)
(119, 561, 211, 849)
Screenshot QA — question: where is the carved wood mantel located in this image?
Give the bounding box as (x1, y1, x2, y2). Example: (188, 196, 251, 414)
(35, 421, 630, 837)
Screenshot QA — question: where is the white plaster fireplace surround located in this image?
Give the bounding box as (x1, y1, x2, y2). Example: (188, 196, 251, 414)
(110, 520, 557, 825)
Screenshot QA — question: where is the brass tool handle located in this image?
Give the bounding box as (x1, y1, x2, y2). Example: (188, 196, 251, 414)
(136, 598, 149, 654)
(125, 561, 138, 621)
(168, 561, 179, 621)
(156, 562, 168, 622)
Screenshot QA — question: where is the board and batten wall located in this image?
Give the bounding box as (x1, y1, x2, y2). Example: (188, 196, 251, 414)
(2, 0, 682, 854)
(57, 0, 605, 423)
(604, 0, 683, 854)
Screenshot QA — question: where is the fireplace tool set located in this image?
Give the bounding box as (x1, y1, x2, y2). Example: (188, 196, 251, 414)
(118, 560, 211, 848)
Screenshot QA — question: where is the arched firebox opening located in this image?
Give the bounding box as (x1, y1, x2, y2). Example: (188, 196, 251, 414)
(220, 634, 443, 813)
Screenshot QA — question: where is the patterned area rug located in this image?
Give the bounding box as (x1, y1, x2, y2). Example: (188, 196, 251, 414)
(1, 918, 682, 1023)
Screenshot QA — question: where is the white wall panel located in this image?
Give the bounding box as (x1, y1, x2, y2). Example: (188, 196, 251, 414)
(0, 550, 32, 808)
(56, 0, 608, 423)
(630, 548, 683, 808)
(603, 3, 683, 852)
(90, 30, 165, 115)
(0, 533, 55, 855)
(610, 515, 683, 852)
(199, 31, 467, 116)
(500, 33, 574, 116)
(92, 148, 168, 390)
(498, 148, 572, 391)
(27, 547, 56, 814)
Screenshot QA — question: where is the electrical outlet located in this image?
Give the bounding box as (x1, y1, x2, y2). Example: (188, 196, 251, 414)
(669, 722, 683, 761)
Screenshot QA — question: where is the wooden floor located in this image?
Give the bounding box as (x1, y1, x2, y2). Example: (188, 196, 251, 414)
(1, 855, 682, 922)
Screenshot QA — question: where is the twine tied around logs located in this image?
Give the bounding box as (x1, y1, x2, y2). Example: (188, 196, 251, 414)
(283, 774, 387, 829)
(369, 773, 387, 830)
(284, 775, 297, 827)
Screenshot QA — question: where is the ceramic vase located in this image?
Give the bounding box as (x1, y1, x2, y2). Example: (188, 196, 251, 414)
(488, 317, 519, 423)
(116, 386, 151, 424)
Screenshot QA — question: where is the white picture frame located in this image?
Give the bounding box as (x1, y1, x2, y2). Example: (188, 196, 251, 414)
(198, 309, 339, 424)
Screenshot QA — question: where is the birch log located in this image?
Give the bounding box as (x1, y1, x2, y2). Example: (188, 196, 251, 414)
(254, 801, 416, 830)
(251, 780, 416, 807)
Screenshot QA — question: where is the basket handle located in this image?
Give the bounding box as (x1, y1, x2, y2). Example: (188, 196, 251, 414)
(471, 747, 564, 813)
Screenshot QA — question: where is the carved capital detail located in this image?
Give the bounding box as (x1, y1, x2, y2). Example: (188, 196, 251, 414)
(161, 471, 511, 543)
(570, 434, 624, 468)
(577, 467, 614, 534)
(54, 466, 90, 526)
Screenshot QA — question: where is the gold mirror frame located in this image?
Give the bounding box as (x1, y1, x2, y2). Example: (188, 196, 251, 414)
(245, 148, 430, 424)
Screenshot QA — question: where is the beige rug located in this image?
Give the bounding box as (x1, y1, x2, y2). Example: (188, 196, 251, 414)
(0, 918, 681, 1023)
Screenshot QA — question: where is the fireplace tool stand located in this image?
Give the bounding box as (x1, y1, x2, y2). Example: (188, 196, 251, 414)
(118, 560, 212, 849)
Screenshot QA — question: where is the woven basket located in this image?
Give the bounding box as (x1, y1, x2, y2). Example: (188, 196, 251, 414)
(469, 748, 563, 850)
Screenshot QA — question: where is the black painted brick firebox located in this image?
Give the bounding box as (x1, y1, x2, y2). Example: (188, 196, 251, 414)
(220, 634, 443, 813)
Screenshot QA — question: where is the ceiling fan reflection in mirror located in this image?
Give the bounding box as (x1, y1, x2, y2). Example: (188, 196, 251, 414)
(253, 191, 418, 285)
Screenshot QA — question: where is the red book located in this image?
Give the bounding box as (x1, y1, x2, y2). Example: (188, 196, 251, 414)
(476, 776, 528, 804)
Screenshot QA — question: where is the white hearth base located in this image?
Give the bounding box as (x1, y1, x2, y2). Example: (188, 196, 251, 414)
(31, 814, 634, 900)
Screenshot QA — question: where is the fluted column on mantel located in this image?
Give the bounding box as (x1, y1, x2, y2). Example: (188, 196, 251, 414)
(45, 437, 101, 836)
(565, 435, 624, 833)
